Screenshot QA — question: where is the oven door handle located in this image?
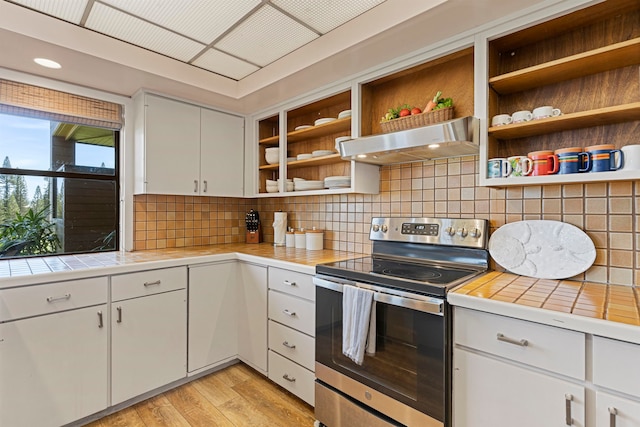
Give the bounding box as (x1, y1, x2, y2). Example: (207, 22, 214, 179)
(314, 277, 444, 316)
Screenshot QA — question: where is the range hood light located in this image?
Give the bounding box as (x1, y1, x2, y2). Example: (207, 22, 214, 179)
(339, 117, 479, 166)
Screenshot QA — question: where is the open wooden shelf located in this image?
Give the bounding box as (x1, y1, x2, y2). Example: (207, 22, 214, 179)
(489, 38, 640, 95)
(258, 154, 343, 171)
(259, 117, 351, 145)
(485, 169, 640, 187)
(488, 102, 640, 139)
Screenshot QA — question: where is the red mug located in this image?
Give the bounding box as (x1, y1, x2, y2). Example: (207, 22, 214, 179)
(528, 150, 559, 176)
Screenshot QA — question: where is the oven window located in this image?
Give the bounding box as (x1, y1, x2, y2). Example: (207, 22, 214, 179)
(316, 286, 446, 421)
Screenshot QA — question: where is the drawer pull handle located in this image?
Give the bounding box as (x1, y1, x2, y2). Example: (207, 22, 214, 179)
(116, 306, 122, 323)
(282, 374, 296, 382)
(565, 393, 573, 425)
(97, 311, 104, 328)
(283, 280, 297, 287)
(46, 293, 71, 303)
(203, 180, 207, 193)
(282, 341, 296, 349)
(496, 333, 528, 347)
(283, 309, 296, 317)
(194, 180, 198, 193)
(144, 280, 161, 287)
(608, 407, 617, 427)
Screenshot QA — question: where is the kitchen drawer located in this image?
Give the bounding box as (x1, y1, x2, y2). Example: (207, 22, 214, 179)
(111, 267, 187, 302)
(268, 267, 314, 301)
(268, 320, 315, 371)
(593, 336, 640, 398)
(268, 350, 315, 406)
(454, 307, 585, 380)
(0, 277, 108, 322)
(268, 290, 315, 337)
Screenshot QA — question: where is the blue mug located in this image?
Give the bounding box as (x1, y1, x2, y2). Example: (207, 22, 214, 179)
(585, 144, 623, 172)
(555, 147, 590, 174)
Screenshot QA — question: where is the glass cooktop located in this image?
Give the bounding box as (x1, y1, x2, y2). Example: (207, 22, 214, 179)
(316, 256, 480, 297)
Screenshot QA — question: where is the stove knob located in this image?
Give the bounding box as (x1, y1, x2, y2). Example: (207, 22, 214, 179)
(457, 228, 468, 238)
(469, 228, 481, 238)
(381, 224, 388, 233)
(372, 224, 380, 232)
(445, 226, 456, 236)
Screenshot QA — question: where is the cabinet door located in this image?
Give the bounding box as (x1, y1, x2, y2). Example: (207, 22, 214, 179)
(453, 349, 585, 427)
(596, 392, 640, 427)
(237, 262, 268, 373)
(200, 108, 244, 197)
(111, 289, 187, 404)
(188, 262, 238, 372)
(144, 94, 201, 195)
(0, 305, 108, 427)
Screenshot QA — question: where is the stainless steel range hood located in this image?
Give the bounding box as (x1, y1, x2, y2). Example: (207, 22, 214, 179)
(340, 116, 479, 165)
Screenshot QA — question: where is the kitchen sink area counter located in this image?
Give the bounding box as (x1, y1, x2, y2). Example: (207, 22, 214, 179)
(0, 244, 360, 289)
(449, 271, 640, 344)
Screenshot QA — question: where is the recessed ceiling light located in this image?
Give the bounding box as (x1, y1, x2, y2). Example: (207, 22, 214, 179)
(34, 58, 62, 69)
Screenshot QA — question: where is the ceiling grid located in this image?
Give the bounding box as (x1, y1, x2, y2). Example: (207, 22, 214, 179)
(5, 0, 387, 81)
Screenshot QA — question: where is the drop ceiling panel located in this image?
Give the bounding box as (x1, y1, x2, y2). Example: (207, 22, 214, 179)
(272, 0, 386, 33)
(215, 4, 319, 67)
(193, 49, 259, 80)
(100, 0, 261, 44)
(8, 0, 88, 24)
(85, 2, 206, 62)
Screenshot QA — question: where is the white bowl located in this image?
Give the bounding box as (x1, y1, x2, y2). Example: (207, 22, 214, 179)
(265, 186, 279, 193)
(286, 182, 294, 192)
(265, 147, 279, 165)
(266, 179, 277, 186)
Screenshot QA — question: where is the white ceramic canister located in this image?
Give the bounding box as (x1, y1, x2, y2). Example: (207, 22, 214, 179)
(285, 231, 295, 248)
(306, 229, 324, 250)
(294, 230, 306, 249)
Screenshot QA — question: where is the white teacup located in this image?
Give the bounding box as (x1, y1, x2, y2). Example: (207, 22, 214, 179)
(621, 145, 640, 170)
(491, 114, 512, 127)
(512, 110, 533, 123)
(533, 106, 562, 119)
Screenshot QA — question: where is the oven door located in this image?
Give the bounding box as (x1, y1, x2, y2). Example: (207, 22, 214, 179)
(314, 276, 450, 426)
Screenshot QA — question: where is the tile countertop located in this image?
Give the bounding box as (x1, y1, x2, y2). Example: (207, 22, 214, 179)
(0, 243, 361, 289)
(449, 271, 640, 345)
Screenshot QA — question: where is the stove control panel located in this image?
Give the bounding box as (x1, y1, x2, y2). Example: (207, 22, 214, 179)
(370, 217, 488, 248)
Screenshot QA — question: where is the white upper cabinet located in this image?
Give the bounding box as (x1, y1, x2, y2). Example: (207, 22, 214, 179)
(134, 92, 245, 197)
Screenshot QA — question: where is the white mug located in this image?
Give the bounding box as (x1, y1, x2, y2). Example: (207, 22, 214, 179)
(512, 110, 533, 123)
(488, 158, 512, 178)
(507, 155, 533, 177)
(533, 106, 562, 119)
(621, 145, 640, 170)
(491, 114, 512, 127)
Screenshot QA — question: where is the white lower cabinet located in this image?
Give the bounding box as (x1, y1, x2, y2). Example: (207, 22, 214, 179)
(596, 392, 640, 427)
(111, 267, 187, 405)
(454, 349, 585, 427)
(188, 262, 238, 373)
(0, 278, 108, 427)
(237, 262, 268, 373)
(267, 266, 315, 405)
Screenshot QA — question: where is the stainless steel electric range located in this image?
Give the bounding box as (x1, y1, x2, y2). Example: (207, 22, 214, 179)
(313, 217, 489, 427)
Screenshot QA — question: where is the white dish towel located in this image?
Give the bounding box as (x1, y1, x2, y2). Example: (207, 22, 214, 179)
(342, 285, 376, 365)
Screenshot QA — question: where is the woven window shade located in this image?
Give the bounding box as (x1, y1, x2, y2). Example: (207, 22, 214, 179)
(0, 79, 123, 129)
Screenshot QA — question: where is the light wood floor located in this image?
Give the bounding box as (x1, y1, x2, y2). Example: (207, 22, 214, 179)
(85, 363, 316, 427)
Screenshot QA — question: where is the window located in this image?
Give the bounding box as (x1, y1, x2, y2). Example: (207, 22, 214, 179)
(0, 80, 121, 258)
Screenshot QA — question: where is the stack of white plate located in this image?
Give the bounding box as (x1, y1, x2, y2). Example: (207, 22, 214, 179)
(314, 117, 336, 126)
(294, 125, 312, 131)
(312, 150, 335, 157)
(297, 153, 313, 160)
(338, 109, 352, 119)
(294, 179, 324, 191)
(324, 176, 351, 188)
